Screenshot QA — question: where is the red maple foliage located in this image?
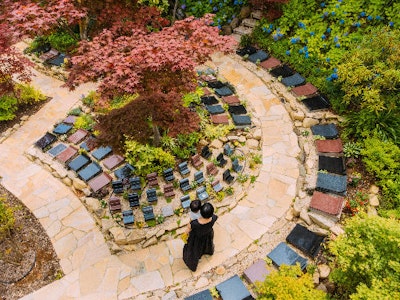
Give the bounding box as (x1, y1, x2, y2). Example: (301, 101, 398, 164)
(0, 22, 32, 96)
(94, 91, 200, 152)
(66, 14, 236, 102)
(249, 0, 288, 20)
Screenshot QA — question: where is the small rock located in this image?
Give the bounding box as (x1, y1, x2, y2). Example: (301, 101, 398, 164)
(221, 25, 232, 35)
(12, 124, 20, 130)
(85, 197, 101, 212)
(72, 177, 87, 191)
(292, 198, 302, 216)
(324, 281, 335, 293)
(219, 136, 228, 143)
(239, 6, 251, 19)
(248, 244, 258, 252)
(231, 18, 240, 29)
(300, 209, 312, 225)
(20, 115, 29, 121)
(109, 227, 127, 245)
(367, 206, 378, 216)
(369, 194, 380, 207)
(316, 283, 328, 293)
(62, 177, 72, 186)
(309, 212, 335, 229)
(109, 242, 123, 254)
(101, 218, 115, 233)
(302, 118, 319, 128)
(127, 229, 146, 244)
(313, 270, 320, 285)
(142, 236, 158, 248)
(195, 277, 209, 289)
(330, 224, 344, 236)
(290, 111, 305, 121)
(285, 208, 295, 221)
(156, 228, 166, 238)
(246, 138, 259, 149)
(294, 120, 303, 127)
(252, 128, 262, 140)
(210, 139, 223, 149)
(227, 135, 239, 141)
(369, 184, 379, 194)
(324, 111, 338, 120)
(215, 266, 226, 275)
(318, 264, 331, 279)
(238, 136, 246, 143)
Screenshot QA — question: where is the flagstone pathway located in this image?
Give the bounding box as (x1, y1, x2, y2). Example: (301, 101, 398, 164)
(0, 52, 300, 299)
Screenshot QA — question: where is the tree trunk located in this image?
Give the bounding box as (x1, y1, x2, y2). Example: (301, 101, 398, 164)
(79, 16, 89, 40)
(171, 0, 179, 24)
(152, 125, 161, 147)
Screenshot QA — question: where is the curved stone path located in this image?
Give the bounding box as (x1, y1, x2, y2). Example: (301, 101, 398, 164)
(0, 53, 300, 299)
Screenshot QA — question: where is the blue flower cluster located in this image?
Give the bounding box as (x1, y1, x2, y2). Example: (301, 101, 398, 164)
(298, 22, 306, 29)
(272, 28, 284, 41)
(327, 69, 338, 81)
(291, 37, 300, 44)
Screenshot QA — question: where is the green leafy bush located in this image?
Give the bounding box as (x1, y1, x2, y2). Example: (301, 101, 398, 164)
(82, 91, 100, 108)
(361, 137, 400, 210)
(329, 214, 400, 298)
(109, 94, 138, 110)
(47, 31, 79, 53)
(74, 114, 96, 131)
(179, 0, 246, 27)
(15, 83, 47, 105)
(0, 95, 18, 121)
(124, 140, 175, 176)
(0, 196, 16, 238)
(182, 87, 203, 107)
(254, 264, 328, 300)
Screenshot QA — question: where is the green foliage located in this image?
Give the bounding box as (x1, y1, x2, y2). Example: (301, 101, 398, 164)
(15, 83, 47, 105)
(47, 31, 78, 52)
(138, 0, 169, 12)
(161, 131, 200, 160)
(343, 141, 363, 158)
(182, 87, 203, 107)
(68, 107, 82, 116)
(74, 114, 96, 131)
(361, 137, 400, 209)
(109, 94, 138, 110)
(26, 36, 48, 54)
(179, 0, 247, 26)
(0, 196, 16, 238)
(82, 91, 99, 108)
(239, 34, 253, 47)
(329, 214, 400, 297)
(201, 122, 234, 141)
(0, 95, 18, 121)
(124, 140, 175, 177)
(254, 264, 328, 300)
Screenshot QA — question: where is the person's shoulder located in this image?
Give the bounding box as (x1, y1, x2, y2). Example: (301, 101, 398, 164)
(212, 214, 218, 222)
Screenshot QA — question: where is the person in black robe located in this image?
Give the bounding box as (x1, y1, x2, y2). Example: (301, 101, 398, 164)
(183, 202, 218, 271)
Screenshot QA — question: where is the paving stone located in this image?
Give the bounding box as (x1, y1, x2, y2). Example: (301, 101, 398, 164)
(131, 271, 165, 293)
(292, 83, 318, 97)
(68, 154, 91, 171)
(88, 172, 112, 192)
(309, 191, 344, 216)
(316, 173, 347, 195)
(311, 124, 339, 139)
(161, 205, 174, 217)
(248, 50, 269, 64)
(267, 242, 307, 270)
(78, 162, 102, 182)
(35, 132, 57, 150)
(103, 154, 124, 170)
(92, 146, 112, 160)
(56, 146, 78, 163)
(315, 139, 343, 153)
(184, 289, 213, 300)
(216, 274, 252, 300)
(318, 155, 346, 175)
(221, 95, 240, 105)
(47, 143, 67, 157)
(302, 95, 330, 111)
(211, 114, 230, 125)
(281, 73, 306, 87)
(243, 259, 271, 285)
(63, 115, 77, 124)
(67, 129, 89, 144)
(260, 57, 281, 70)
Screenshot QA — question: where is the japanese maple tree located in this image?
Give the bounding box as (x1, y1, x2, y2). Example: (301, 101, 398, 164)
(94, 91, 200, 152)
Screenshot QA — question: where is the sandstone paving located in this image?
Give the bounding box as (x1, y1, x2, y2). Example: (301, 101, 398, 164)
(2, 52, 304, 299)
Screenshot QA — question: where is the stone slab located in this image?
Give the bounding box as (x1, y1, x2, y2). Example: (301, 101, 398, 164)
(201, 96, 219, 105)
(270, 65, 295, 78)
(206, 105, 225, 115)
(248, 50, 268, 64)
(243, 259, 271, 285)
(88, 172, 112, 192)
(63, 115, 77, 124)
(92, 146, 112, 161)
(318, 155, 346, 175)
(215, 86, 234, 97)
(56, 146, 78, 163)
(281, 73, 306, 87)
(215, 275, 252, 300)
(316, 173, 347, 195)
(221, 95, 240, 105)
(68, 154, 91, 172)
(309, 191, 344, 216)
(53, 123, 72, 135)
(114, 164, 135, 179)
(292, 83, 318, 97)
(210, 114, 229, 125)
(315, 139, 343, 153)
(161, 205, 174, 217)
(267, 242, 307, 270)
(228, 105, 247, 115)
(47, 143, 67, 157)
(103, 154, 125, 170)
(302, 95, 330, 111)
(286, 224, 325, 258)
(184, 289, 213, 300)
(78, 162, 102, 182)
(260, 57, 281, 70)
(67, 129, 88, 144)
(311, 124, 339, 139)
(35, 132, 57, 150)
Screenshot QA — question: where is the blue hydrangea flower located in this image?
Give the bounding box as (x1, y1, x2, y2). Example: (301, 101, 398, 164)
(321, 34, 326, 39)
(310, 31, 315, 36)
(331, 73, 338, 80)
(343, 32, 349, 36)
(326, 27, 331, 33)
(219, 2, 223, 7)
(326, 57, 331, 62)
(334, 36, 339, 42)
(335, 4, 340, 8)
(353, 22, 361, 27)
(290, 37, 300, 44)
(213, 6, 218, 11)
(262, 26, 267, 32)
(367, 15, 373, 21)
(324, 12, 329, 17)
(273, 35, 279, 41)
(299, 49, 304, 54)
(389, 21, 394, 27)
(331, 12, 336, 16)
(338, 0, 342, 2)
(304, 52, 309, 58)
(333, 68, 338, 72)
(238, 0, 243, 4)
(303, 46, 308, 51)
(218, 25, 221, 29)
(267, 29, 272, 33)
(339, 19, 345, 25)
(326, 76, 332, 82)
(285, 50, 291, 55)
(335, 43, 340, 48)
(269, 24, 274, 29)
(360, 12, 366, 17)
(233, 0, 238, 4)
(298, 22, 306, 28)
(376, 16, 381, 20)
(321, 2, 325, 7)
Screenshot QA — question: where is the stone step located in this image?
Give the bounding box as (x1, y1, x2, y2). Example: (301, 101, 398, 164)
(231, 33, 242, 43)
(242, 18, 257, 28)
(233, 26, 253, 36)
(251, 10, 263, 20)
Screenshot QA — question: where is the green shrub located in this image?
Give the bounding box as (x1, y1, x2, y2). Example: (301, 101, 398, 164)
(329, 214, 400, 298)
(47, 31, 79, 53)
(182, 87, 203, 107)
(15, 83, 47, 105)
(82, 91, 99, 108)
(124, 140, 175, 177)
(254, 264, 328, 300)
(0, 95, 18, 121)
(74, 114, 96, 131)
(109, 94, 138, 110)
(361, 137, 400, 209)
(0, 195, 16, 238)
